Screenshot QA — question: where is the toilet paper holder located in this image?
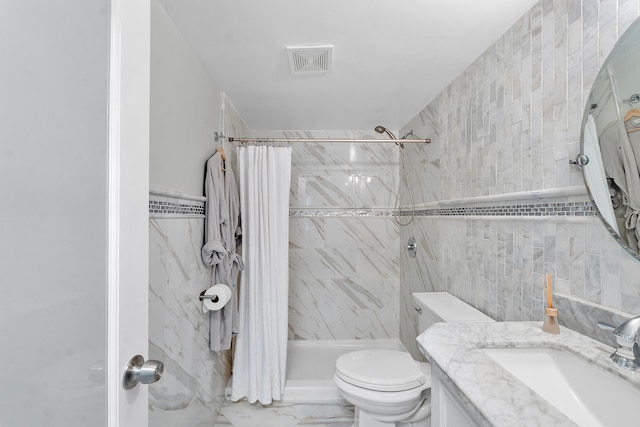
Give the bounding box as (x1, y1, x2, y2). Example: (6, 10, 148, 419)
(199, 289, 219, 302)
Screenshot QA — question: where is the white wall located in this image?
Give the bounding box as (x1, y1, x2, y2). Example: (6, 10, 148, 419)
(0, 1, 109, 424)
(150, 0, 222, 196)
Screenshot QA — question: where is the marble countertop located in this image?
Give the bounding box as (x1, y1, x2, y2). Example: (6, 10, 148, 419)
(417, 321, 640, 427)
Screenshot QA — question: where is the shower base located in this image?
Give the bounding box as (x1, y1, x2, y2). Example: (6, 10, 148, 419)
(225, 338, 406, 403)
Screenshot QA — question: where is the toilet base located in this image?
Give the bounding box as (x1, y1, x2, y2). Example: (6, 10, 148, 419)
(352, 400, 431, 427)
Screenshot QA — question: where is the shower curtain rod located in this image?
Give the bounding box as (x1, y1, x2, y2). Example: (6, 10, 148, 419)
(227, 137, 431, 144)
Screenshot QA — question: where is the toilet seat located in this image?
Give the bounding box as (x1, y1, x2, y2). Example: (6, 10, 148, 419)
(335, 349, 425, 392)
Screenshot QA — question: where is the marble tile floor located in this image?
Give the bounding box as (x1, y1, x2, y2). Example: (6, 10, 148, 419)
(216, 400, 354, 427)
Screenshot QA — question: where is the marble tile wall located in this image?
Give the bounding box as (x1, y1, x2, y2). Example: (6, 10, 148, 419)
(249, 130, 401, 340)
(247, 130, 399, 209)
(399, 0, 640, 358)
(288, 216, 399, 339)
(399, 218, 441, 360)
(148, 192, 232, 426)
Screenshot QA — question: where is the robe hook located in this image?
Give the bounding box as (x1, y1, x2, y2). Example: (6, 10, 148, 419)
(213, 132, 225, 142)
(623, 93, 640, 106)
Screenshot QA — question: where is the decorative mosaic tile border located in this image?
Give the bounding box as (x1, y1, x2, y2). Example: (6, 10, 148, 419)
(289, 208, 394, 218)
(149, 199, 204, 216)
(149, 189, 205, 218)
(402, 201, 597, 217)
(148, 193, 595, 218)
(289, 201, 596, 218)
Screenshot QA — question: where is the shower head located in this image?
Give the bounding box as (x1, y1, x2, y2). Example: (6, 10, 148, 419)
(374, 125, 397, 140)
(374, 125, 405, 148)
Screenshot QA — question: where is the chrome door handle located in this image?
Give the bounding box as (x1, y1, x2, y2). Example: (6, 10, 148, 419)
(123, 355, 164, 390)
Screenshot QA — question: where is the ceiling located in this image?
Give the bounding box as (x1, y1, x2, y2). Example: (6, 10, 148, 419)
(156, 0, 538, 131)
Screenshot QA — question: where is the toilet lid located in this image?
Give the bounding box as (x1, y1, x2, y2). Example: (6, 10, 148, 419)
(335, 350, 425, 392)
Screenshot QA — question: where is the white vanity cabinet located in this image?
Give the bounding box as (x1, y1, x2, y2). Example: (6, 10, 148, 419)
(431, 368, 482, 427)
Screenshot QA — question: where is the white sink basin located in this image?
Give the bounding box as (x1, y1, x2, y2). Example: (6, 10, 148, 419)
(482, 347, 640, 427)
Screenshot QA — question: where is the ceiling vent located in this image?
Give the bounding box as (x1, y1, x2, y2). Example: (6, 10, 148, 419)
(287, 45, 333, 74)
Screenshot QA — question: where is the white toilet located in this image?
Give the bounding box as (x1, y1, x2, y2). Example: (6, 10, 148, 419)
(334, 292, 494, 427)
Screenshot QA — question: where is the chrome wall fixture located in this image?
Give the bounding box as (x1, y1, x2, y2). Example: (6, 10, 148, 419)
(405, 237, 417, 258)
(213, 131, 225, 142)
(221, 126, 430, 145)
(227, 136, 430, 144)
(199, 289, 219, 302)
(569, 153, 589, 171)
(623, 93, 640, 106)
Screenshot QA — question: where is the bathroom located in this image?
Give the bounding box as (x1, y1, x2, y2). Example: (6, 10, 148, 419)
(4, 0, 640, 426)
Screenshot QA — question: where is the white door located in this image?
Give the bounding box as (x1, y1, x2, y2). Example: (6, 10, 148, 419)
(0, 1, 151, 426)
(108, 0, 152, 426)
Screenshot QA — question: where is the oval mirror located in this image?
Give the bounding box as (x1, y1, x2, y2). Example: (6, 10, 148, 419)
(581, 18, 640, 261)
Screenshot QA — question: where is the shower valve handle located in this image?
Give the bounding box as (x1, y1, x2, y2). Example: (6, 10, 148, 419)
(405, 237, 417, 258)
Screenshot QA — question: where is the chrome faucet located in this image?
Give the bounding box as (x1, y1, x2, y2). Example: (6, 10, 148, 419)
(606, 317, 640, 370)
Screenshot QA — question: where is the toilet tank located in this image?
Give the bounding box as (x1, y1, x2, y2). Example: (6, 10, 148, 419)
(412, 292, 494, 333)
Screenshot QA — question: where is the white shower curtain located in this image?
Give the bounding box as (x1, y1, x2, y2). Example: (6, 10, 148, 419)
(231, 145, 292, 405)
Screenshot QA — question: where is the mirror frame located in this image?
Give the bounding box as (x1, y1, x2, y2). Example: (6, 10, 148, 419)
(580, 18, 640, 262)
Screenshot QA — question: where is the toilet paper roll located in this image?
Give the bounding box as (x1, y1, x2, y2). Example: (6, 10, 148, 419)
(202, 284, 231, 313)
